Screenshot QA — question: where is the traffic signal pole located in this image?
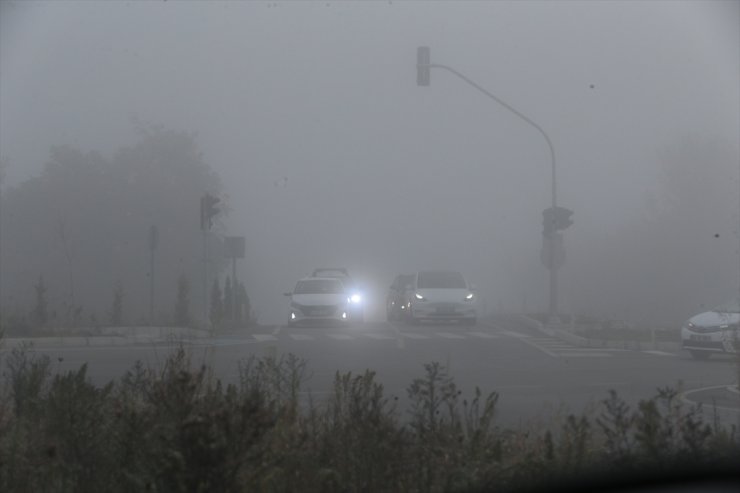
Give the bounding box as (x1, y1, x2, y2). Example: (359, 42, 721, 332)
(417, 47, 562, 324)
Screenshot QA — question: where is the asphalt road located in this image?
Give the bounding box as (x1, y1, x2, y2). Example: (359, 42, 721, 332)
(7, 316, 739, 430)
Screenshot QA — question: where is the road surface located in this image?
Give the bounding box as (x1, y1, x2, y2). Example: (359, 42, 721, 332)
(4, 315, 738, 429)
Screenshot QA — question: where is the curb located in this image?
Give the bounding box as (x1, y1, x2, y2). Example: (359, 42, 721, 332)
(516, 315, 681, 352)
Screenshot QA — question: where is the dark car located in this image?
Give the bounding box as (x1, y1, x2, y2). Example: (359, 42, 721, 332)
(386, 274, 414, 322)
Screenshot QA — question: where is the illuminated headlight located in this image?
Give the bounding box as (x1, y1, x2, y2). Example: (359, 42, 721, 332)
(350, 293, 362, 304)
(341, 312, 348, 320)
(414, 293, 426, 301)
(464, 293, 474, 301)
(291, 312, 296, 320)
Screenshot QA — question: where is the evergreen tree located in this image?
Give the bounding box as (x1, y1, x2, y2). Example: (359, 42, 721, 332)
(223, 276, 233, 322)
(210, 278, 223, 328)
(174, 275, 190, 327)
(237, 281, 252, 327)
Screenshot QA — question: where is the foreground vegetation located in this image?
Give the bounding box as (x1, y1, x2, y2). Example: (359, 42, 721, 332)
(0, 347, 737, 493)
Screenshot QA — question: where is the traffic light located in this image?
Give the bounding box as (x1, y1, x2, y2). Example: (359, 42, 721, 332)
(554, 206, 573, 230)
(417, 46, 431, 87)
(200, 193, 220, 231)
(543, 206, 573, 238)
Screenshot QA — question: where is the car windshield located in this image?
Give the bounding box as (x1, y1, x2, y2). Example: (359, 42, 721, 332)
(294, 279, 344, 294)
(1, 1, 738, 491)
(713, 299, 740, 313)
(417, 271, 467, 289)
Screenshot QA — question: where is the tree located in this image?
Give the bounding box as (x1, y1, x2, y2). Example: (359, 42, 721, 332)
(109, 280, 124, 326)
(174, 275, 191, 327)
(0, 126, 223, 323)
(210, 279, 223, 328)
(223, 276, 233, 322)
(236, 281, 252, 327)
(32, 276, 48, 329)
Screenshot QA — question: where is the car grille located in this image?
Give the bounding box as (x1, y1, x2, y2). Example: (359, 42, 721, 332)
(688, 325, 730, 334)
(299, 305, 338, 317)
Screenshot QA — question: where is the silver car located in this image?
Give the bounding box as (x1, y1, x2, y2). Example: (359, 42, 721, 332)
(681, 299, 740, 359)
(406, 271, 477, 326)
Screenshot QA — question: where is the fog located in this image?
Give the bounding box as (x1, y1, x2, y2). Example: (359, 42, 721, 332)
(1, 1, 739, 327)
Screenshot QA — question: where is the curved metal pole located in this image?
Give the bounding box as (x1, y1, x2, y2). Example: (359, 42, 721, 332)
(430, 63, 557, 209)
(426, 62, 560, 320)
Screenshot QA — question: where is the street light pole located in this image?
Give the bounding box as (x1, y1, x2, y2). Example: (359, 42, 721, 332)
(417, 46, 560, 323)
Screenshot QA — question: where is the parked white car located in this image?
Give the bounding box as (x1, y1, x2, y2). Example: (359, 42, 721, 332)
(681, 299, 740, 359)
(406, 271, 477, 326)
(285, 277, 350, 327)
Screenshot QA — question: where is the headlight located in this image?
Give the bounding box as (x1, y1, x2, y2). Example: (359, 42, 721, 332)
(464, 293, 474, 301)
(350, 293, 362, 304)
(414, 293, 426, 301)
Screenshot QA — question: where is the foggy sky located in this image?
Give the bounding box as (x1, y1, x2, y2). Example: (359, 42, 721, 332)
(2, 1, 739, 324)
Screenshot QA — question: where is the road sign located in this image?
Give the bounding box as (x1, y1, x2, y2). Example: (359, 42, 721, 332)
(224, 236, 245, 259)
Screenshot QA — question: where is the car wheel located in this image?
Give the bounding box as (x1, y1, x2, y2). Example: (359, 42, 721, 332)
(689, 350, 711, 360)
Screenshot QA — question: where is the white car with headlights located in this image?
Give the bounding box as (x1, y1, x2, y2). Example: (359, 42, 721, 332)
(312, 267, 365, 323)
(681, 299, 739, 359)
(284, 277, 350, 327)
(405, 271, 477, 326)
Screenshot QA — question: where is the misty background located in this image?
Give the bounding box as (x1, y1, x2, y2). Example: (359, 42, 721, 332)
(1, 1, 738, 327)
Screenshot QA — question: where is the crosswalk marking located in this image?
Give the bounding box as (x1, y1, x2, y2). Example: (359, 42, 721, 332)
(400, 332, 429, 339)
(503, 331, 530, 338)
(557, 352, 613, 358)
(326, 333, 354, 340)
(437, 332, 466, 339)
(253, 334, 278, 342)
(290, 334, 314, 341)
(642, 350, 676, 357)
(363, 333, 395, 340)
(468, 332, 500, 339)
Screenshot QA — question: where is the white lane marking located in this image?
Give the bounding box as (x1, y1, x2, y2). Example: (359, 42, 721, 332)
(326, 334, 354, 340)
(468, 332, 500, 339)
(437, 332, 466, 339)
(557, 352, 613, 358)
(503, 331, 530, 338)
(363, 333, 395, 340)
(254, 334, 278, 342)
(518, 337, 558, 357)
(400, 332, 429, 339)
(290, 334, 314, 341)
(642, 350, 676, 356)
